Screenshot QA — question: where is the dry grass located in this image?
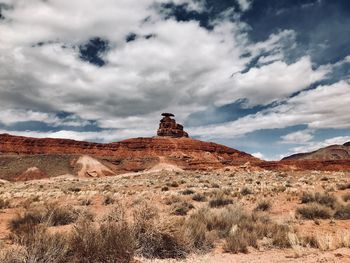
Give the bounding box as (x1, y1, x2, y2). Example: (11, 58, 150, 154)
(254, 199, 272, 211)
(184, 204, 291, 254)
(300, 192, 337, 208)
(209, 191, 233, 208)
(1, 227, 68, 263)
(170, 201, 194, 216)
(192, 193, 207, 202)
(133, 203, 189, 259)
(9, 203, 80, 239)
(69, 220, 135, 263)
(334, 203, 350, 219)
(296, 203, 333, 219)
(0, 198, 10, 209)
(342, 193, 350, 202)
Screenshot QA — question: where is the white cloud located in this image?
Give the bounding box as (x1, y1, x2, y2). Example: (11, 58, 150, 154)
(190, 80, 350, 139)
(1, 0, 315, 133)
(0, 128, 154, 143)
(237, 0, 253, 11)
(280, 130, 314, 144)
(252, 152, 264, 159)
(1, 0, 346, 157)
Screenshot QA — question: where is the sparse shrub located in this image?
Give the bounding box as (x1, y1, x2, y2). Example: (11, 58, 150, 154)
(342, 193, 350, 202)
(161, 186, 169, 192)
(192, 193, 206, 202)
(183, 208, 213, 251)
(254, 199, 272, 211)
(224, 229, 251, 253)
(133, 203, 189, 259)
(300, 192, 337, 208)
(171, 202, 194, 216)
(68, 187, 81, 193)
(45, 203, 80, 226)
(0, 198, 10, 209)
(181, 189, 195, 195)
(337, 182, 350, 190)
(334, 204, 350, 219)
(296, 204, 333, 219)
(69, 220, 135, 263)
(9, 209, 45, 239)
(1, 227, 69, 263)
(169, 181, 179, 187)
(80, 198, 92, 206)
(103, 195, 115, 205)
(240, 187, 253, 196)
(164, 195, 183, 206)
(209, 192, 233, 207)
(9, 203, 79, 237)
(185, 205, 291, 254)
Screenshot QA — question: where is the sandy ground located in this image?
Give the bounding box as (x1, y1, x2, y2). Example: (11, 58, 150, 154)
(0, 167, 349, 262)
(139, 248, 350, 263)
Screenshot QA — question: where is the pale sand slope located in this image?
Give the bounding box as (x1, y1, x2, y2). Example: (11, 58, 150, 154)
(76, 155, 115, 177)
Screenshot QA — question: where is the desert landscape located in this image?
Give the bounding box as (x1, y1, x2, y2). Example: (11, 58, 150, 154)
(0, 114, 349, 263)
(1, 1, 350, 262)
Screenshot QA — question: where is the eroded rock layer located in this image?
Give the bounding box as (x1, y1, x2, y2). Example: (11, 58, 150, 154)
(0, 134, 258, 180)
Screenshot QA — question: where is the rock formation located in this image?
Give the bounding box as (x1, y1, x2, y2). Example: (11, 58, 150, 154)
(16, 167, 48, 181)
(0, 133, 259, 180)
(157, 113, 189, 138)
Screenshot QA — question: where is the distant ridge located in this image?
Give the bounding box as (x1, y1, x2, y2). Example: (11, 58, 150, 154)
(282, 142, 350, 161)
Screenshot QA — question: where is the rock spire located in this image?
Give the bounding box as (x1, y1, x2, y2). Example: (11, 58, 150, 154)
(157, 113, 189, 138)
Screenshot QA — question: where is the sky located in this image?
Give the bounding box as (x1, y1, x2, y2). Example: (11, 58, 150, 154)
(0, 0, 349, 160)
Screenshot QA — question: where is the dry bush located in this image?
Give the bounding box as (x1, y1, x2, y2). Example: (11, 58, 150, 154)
(240, 187, 253, 196)
(296, 203, 333, 219)
(300, 192, 337, 208)
(337, 182, 350, 190)
(170, 201, 194, 216)
(181, 189, 195, 195)
(184, 205, 291, 254)
(45, 203, 80, 226)
(334, 203, 350, 219)
(9, 203, 80, 239)
(69, 220, 135, 263)
(0, 198, 10, 209)
(9, 209, 45, 239)
(342, 193, 350, 202)
(254, 199, 272, 211)
(192, 193, 207, 202)
(224, 228, 252, 253)
(1, 227, 69, 263)
(183, 208, 214, 251)
(133, 203, 189, 259)
(209, 191, 233, 208)
(80, 198, 92, 206)
(103, 195, 115, 205)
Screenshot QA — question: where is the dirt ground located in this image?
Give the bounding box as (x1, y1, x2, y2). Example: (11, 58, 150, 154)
(0, 166, 349, 262)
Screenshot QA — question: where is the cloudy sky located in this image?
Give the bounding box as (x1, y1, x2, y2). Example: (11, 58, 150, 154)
(0, 0, 349, 160)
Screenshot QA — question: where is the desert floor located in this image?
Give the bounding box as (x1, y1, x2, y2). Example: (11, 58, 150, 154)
(0, 167, 349, 262)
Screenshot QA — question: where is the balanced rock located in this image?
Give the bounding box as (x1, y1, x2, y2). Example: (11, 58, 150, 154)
(157, 113, 189, 138)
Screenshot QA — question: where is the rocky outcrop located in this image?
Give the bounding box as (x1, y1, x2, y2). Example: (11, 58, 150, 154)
(344, 142, 350, 147)
(16, 167, 48, 181)
(0, 133, 259, 179)
(157, 113, 189, 138)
